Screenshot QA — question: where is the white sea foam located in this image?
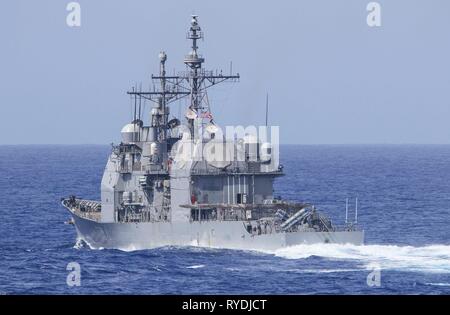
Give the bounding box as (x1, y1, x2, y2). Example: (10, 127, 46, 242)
(186, 264, 205, 269)
(73, 238, 450, 274)
(425, 282, 450, 287)
(285, 268, 361, 274)
(268, 244, 450, 274)
(73, 238, 107, 251)
(73, 238, 86, 249)
(115, 244, 140, 252)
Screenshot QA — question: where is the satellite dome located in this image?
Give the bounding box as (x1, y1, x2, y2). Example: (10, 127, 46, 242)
(185, 109, 197, 120)
(121, 123, 140, 143)
(205, 123, 219, 134)
(121, 123, 139, 133)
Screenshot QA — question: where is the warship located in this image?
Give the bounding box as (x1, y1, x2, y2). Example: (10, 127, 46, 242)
(62, 16, 364, 250)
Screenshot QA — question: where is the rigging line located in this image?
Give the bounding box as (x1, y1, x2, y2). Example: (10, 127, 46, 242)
(129, 87, 134, 122)
(142, 98, 147, 124)
(203, 81, 212, 117)
(133, 85, 137, 123)
(138, 83, 142, 121)
(161, 79, 190, 90)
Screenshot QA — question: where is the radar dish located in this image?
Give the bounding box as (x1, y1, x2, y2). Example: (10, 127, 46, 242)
(168, 118, 180, 129)
(185, 109, 197, 120)
(205, 123, 219, 134)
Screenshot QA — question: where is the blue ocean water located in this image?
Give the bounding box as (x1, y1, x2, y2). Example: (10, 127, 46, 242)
(0, 145, 449, 294)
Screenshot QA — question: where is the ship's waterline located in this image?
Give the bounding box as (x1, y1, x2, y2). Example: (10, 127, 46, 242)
(69, 208, 364, 251)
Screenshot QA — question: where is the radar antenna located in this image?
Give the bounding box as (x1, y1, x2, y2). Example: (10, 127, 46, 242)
(127, 15, 240, 139)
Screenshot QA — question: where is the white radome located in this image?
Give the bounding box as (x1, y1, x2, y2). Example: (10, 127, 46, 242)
(121, 123, 140, 143)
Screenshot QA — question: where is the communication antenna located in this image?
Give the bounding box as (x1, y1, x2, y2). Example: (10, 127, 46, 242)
(265, 93, 269, 127)
(132, 86, 137, 122)
(355, 197, 358, 224)
(127, 15, 239, 139)
(345, 198, 349, 224)
(129, 89, 133, 121)
(138, 83, 143, 141)
(132, 85, 137, 142)
(138, 83, 142, 121)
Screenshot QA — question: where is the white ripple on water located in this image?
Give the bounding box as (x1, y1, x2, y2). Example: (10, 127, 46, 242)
(71, 237, 450, 274)
(73, 238, 85, 249)
(270, 244, 450, 274)
(285, 268, 361, 274)
(186, 264, 206, 269)
(425, 282, 450, 286)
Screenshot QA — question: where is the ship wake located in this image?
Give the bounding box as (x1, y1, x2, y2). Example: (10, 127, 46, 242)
(71, 238, 450, 274)
(269, 243, 450, 274)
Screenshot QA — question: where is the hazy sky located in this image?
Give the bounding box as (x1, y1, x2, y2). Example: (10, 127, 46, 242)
(1, 0, 449, 144)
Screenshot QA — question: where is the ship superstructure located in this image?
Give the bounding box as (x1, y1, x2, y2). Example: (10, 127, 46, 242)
(62, 16, 364, 250)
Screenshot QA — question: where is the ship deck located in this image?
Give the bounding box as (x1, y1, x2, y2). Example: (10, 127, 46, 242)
(62, 197, 101, 222)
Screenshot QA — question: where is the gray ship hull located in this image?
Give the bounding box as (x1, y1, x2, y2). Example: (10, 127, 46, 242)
(70, 212, 364, 251)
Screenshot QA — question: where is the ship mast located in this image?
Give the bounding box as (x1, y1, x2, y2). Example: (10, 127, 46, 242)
(184, 15, 203, 112)
(127, 15, 240, 140)
(159, 51, 168, 142)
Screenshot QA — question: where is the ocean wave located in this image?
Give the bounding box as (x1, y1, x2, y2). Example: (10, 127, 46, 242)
(71, 238, 450, 274)
(73, 238, 87, 249)
(285, 268, 361, 274)
(270, 244, 450, 274)
(186, 264, 205, 269)
(425, 282, 450, 287)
